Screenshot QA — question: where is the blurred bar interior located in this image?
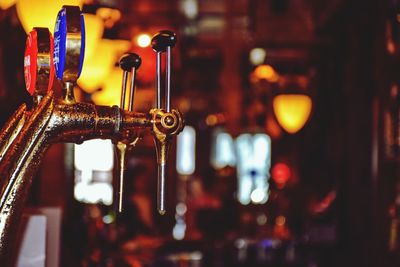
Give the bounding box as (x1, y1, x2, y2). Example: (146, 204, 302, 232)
(0, 0, 400, 266)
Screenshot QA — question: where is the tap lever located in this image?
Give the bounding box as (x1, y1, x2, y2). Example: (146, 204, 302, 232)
(151, 30, 177, 111)
(150, 30, 179, 215)
(119, 53, 141, 112)
(151, 30, 177, 53)
(116, 53, 141, 212)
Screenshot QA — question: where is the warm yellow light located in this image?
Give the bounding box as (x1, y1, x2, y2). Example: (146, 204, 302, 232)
(83, 14, 104, 59)
(91, 68, 122, 106)
(96, 7, 121, 28)
(0, 0, 16, 10)
(16, 0, 83, 34)
(249, 48, 266, 65)
(107, 39, 132, 54)
(78, 40, 114, 93)
(273, 94, 312, 134)
(254, 64, 279, 82)
(136, 33, 151, 48)
(78, 39, 131, 93)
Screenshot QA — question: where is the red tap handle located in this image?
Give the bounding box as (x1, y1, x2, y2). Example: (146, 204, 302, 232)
(24, 27, 54, 96)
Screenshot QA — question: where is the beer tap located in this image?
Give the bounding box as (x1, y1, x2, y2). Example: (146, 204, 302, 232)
(0, 6, 184, 263)
(116, 53, 142, 212)
(150, 30, 181, 214)
(53, 5, 85, 103)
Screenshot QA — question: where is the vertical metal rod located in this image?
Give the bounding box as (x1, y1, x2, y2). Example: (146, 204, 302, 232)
(120, 71, 129, 109)
(128, 67, 136, 112)
(156, 52, 162, 109)
(117, 142, 127, 213)
(158, 163, 166, 215)
(166, 46, 171, 112)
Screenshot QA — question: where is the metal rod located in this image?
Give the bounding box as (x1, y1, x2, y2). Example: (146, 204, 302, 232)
(157, 163, 166, 215)
(156, 52, 161, 109)
(117, 142, 127, 213)
(166, 46, 171, 112)
(120, 71, 129, 109)
(128, 67, 136, 112)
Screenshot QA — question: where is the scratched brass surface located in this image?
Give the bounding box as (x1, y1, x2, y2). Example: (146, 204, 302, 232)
(0, 104, 26, 163)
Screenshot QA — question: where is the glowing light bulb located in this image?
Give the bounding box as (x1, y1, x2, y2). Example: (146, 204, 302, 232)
(249, 48, 266, 65)
(137, 33, 151, 48)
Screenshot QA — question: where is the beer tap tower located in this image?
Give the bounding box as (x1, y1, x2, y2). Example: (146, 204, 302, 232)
(0, 5, 184, 264)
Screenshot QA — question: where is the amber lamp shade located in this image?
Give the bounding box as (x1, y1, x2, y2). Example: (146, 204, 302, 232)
(16, 0, 83, 34)
(273, 94, 312, 134)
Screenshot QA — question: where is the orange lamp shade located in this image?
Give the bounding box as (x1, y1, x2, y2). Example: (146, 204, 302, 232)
(16, 0, 83, 34)
(0, 0, 16, 10)
(273, 94, 312, 134)
(82, 14, 104, 59)
(78, 39, 128, 93)
(253, 64, 279, 82)
(91, 68, 122, 106)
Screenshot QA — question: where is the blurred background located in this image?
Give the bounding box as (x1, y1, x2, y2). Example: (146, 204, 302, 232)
(0, 0, 399, 266)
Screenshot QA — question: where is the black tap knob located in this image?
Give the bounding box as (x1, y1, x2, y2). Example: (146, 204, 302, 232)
(151, 30, 177, 53)
(119, 53, 142, 72)
(118, 53, 141, 112)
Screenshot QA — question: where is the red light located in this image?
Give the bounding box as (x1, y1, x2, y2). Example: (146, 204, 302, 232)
(271, 163, 291, 187)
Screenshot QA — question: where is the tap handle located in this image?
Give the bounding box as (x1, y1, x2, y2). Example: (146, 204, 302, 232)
(151, 30, 177, 53)
(53, 5, 85, 103)
(54, 5, 85, 83)
(24, 27, 54, 102)
(151, 30, 177, 111)
(116, 53, 141, 213)
(118, 53, 141, 111)
(150, 30, 178, 215)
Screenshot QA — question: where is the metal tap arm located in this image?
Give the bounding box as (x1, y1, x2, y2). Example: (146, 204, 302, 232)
(0, 6, 184, 264)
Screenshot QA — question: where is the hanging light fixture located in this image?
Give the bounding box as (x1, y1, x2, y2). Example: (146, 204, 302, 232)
(0, 0, 16, 10)
(273, 94, 312, 134)
(16, 0, 83, 34)
(91, 67, 122, 106)
(82, 13, 104, 59)
(78, 39, 130, 93)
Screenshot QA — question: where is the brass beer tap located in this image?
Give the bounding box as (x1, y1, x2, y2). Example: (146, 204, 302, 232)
(150, 30, 180, 214)
(0, 5, 184, 265)
(116, 53, 142, 212)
